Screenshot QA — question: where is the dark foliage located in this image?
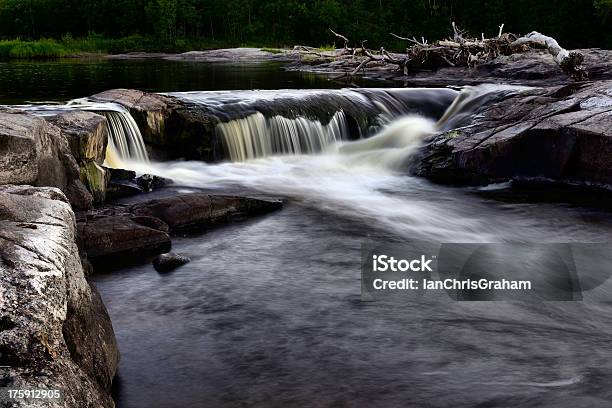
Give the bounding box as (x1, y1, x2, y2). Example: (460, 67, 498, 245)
(0, 0, 610, 50)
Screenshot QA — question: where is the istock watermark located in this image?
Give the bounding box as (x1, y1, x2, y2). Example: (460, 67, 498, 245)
(361, 243, 612, 301)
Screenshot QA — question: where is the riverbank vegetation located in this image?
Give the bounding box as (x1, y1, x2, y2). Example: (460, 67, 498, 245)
(0, 0, 610, 58)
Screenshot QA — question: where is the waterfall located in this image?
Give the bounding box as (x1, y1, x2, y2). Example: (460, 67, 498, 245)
(11, 99, 149, 165)
(169, 87, 458, 163)
(66, 99, 149, 164)
(98, 107, 149, 163)
(217, 111, 350, 161)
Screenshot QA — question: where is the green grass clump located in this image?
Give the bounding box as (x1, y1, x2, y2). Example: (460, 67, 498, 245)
(0, 39, 72, 58)
(318, 44, 337, 51)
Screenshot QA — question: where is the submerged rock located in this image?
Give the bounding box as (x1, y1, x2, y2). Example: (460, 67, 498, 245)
(0, 185, 118, 407)
(153, 252, 191, 273)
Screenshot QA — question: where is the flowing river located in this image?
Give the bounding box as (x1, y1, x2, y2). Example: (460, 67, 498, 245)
(4, 59, 612, 407)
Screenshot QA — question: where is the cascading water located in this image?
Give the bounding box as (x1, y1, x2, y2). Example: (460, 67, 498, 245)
(123, 85, 528, 241)
(168, 88, 458, 162)
(9, 99, 149, 166)
(216, 111, 350, 161)
(98, 107, 149, 165)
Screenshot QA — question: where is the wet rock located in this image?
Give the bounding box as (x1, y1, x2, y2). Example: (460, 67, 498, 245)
(153, 252, 191, 273)
(0, 108, 94, 209)
(106, 179, 144, 199)
(136, 173, 173, 192)
(128, 193, 283, 233)
(77, 215, 171, 268)
(415, 81, 612, 189)
(80, 160, 109, 203)
(76, 193, 282, 271)
(91, 89, 231, 162)
(106, 167, 136, 181)
(0, 185, 118, 407)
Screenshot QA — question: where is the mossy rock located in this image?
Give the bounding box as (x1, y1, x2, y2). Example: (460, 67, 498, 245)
(80, 160, 108, 204)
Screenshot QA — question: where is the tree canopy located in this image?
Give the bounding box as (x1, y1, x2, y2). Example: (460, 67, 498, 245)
(0, 0, 610, 50)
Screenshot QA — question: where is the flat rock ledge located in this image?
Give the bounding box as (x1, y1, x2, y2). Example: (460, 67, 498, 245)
(413, 80, 612, 189)
(78, 192, 283, 269)
(0, 185, 119, 407)
(289, 48, 612, 87)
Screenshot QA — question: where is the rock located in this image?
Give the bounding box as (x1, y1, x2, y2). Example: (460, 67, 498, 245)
(0, 185, 118, 407)
(80, 160, 109, 203)
(152, 252, 191, 273)
(414, 81, 612, 189)
(128, 193, 283, 233)
(49, 111, 110, 204)
(77, 215, 171, 268)
(76, 193, 282, 271)
(106, 179, 144, 199)
(48, 111, 108, 165)
(0, 108, 94, 209)
(290, 48, 612, 87)
(92, 88, 224, 161)
(135, 173, 173, 192)
(106, 167, 136, 181)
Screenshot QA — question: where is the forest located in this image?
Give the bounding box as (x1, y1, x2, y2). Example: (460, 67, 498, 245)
(0, 0, 611, 55)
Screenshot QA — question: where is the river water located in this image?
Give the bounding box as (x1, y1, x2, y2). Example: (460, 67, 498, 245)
(3, 58, 612, 407)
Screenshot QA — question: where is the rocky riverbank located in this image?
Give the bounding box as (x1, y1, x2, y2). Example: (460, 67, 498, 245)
(412, 81, 612, 189)
(0, 185, 118, 407)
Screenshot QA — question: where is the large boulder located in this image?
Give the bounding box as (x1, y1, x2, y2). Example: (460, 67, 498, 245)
(48, 111, 110, 204)
(414, 81, 612, 188)
(0, 108, 93, 209)
(0, 185, 118, 407)
(48, 111, 108, 164)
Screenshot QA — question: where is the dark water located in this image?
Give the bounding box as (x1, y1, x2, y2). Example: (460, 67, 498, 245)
(93, 169, 612, 408)
(0, 58, 384, 105)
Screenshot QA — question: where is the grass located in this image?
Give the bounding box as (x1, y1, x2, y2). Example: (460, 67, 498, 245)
(0, 35, 284, 59)
(318, 44, 337, 51)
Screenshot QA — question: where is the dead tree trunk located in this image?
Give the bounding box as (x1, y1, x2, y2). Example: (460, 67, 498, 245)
(511, 31, 587, 80)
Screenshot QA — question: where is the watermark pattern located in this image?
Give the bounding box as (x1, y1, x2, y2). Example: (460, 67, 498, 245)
(362, 243, 612, 301)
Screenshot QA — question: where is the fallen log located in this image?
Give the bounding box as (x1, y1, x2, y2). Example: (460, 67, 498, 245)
(511, 31, 587, 80)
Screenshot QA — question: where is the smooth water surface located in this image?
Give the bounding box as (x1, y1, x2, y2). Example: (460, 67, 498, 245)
(0, 58, 383, 104)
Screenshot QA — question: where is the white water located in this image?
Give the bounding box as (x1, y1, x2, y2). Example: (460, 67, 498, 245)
(119, 85, 554, 242)
(123, 115, 505, 242)
(217, 111, 350, 161)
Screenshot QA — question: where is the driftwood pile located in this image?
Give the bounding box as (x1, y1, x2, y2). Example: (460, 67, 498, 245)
(294, 23, 588, 81)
